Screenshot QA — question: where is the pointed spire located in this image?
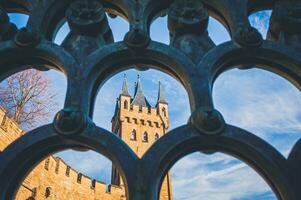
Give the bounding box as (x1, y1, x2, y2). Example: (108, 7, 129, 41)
(134, 74, 142, 96)
(121, 74, 130, 96)
(131, 75, 151, 108)
(112, 98, 119, 118)
(157, 81, 167, 104)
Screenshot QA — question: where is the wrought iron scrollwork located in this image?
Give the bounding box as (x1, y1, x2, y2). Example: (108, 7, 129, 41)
(0, 0, 300, 200)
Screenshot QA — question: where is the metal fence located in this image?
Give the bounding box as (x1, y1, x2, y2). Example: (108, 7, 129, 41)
(0, 0, 300, 199)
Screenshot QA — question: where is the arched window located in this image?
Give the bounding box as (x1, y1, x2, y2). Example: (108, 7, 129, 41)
(143, 132, 148, 142)
(162, 107, 166, 117)
(44, 157, 50, 170)
(130, 130, 136, 140)
(45, 187, 51, 198)
(124, 100, 128, 109)
(155, 133, 159, 141)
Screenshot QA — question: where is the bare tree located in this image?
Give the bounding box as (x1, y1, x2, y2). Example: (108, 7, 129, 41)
(0, 69, 57, 130)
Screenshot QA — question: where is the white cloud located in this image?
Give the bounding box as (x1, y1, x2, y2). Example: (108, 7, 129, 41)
(56, 150, 112, 183)
(249, 11, 271, 39)
(213, 69, 301, 155)
(171, 153, 275, 200)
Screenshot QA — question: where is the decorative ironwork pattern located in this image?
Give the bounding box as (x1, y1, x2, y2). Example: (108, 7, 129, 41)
(0, 0, 300, 199)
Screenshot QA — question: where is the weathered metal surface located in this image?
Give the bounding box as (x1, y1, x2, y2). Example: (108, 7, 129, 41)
(0, 0, 300, 199)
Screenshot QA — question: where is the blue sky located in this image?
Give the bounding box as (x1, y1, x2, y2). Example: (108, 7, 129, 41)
(7, 10, 301, 200)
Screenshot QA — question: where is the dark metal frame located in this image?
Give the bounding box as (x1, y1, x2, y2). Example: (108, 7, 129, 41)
(0, 0, 300, 199)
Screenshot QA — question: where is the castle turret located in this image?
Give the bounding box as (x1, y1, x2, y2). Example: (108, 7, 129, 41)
(131, 75, 151, 109)
(156, 81, 169, 130)
(118, 75, 131, 131)
(121, 74, 130, 96)
(111, 75, 172, 200)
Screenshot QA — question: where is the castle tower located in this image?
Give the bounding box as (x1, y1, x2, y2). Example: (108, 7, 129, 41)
(111, 75, 172, 200)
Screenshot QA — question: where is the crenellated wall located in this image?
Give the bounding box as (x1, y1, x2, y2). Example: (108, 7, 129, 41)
(0, 107, 126, 200)
(15, 156, 126, 200)
(0, 106, 24, 152)
(111, 92, 172, 200)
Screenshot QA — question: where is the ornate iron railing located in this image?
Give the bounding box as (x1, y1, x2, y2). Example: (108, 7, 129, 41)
(0, 0, 300, 199)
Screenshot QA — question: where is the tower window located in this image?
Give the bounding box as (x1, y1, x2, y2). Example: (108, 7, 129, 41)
(55, 159, 60, 174)
(139, 105, 142, 112)
(32, 187, 37, 198)
(155, 133, 159, 141)
(124, 100, 128, 109)
(77, 173, 82, 183)
(45, 187, 51, 198)
(44, 157, 50, 170)
(162, 107, 166, 117)
(91, 179, 96, 189)
(130, 130, 137, 141)
(66, 166, 70, 176)
(142, 132, 148, 142)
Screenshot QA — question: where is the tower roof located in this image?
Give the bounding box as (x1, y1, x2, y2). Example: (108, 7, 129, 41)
(120, 74, 130, 96)
(131, 75, 151, 108)
(157, 81, 167, 105)
(112, 98, 119, 119)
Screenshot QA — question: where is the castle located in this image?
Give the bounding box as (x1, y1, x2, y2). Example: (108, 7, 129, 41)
(0, 76, 172, 200)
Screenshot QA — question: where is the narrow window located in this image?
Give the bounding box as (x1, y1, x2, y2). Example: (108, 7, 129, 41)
(77, 173, 82, 183)
(143, 132, 148, 142)
(130, 130, 137, 140)
(155, 133, 159, 141)
(162, 107, 166, 117)
(91, 179, 96, 189)
(124, 100, 128, 109)
(55, 159, 60, 174)
(44, 157, 50, 170)
(45, 187, 51, 198)
(139, 105, 142, 112)
(66, 166, 70, 176)
(32, 187, 37, 198)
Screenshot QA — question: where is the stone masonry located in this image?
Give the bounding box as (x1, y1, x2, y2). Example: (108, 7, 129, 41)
(0, 76, 172, 200)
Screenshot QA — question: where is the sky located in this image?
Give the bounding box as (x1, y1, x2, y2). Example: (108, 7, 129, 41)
(6, 10, 301, 200)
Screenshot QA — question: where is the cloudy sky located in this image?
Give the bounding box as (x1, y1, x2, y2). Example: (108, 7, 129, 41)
(8, 10, 301, 200)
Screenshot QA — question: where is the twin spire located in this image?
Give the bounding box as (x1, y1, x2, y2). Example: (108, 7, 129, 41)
(120, 74, 167, 108)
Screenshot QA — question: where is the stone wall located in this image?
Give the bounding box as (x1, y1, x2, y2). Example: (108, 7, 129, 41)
(0, 106, 24, 152)
(0, 107, 126, 200)
(15, 156, 126, 200)
(111, 96, 173, 200)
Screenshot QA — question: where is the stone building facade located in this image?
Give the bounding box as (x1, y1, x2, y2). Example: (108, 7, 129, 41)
(0, 76, 172, 200)
(0, 106, 125, 200)
(111, 76, 172, 200)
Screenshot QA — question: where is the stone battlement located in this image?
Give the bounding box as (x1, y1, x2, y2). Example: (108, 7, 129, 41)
(0, 106, 24, 152)
(118, 103, 169, 129)
(16, 154, 126, 199)
(0, 106, 125, 200)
